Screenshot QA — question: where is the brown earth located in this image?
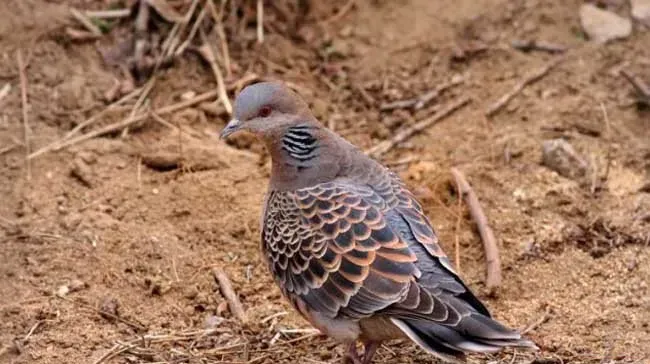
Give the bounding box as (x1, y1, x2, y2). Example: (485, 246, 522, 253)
(1, 0, 649, 363)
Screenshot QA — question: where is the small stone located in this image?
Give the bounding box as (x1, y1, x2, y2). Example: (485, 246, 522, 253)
(99, 296, 119, 320)
(62, 213, 82, 230)
(152, 188, 159, 195)
(204, 315, 225, 329)
(183, 286, 198, 300)
(181, 90, 196, 101)
(339, 25, 353, 37)
(68, 279, 87, 292)
(55, 285, 70, 297)
(579, 4, 632, 43)
(76, 151, 97, 164)
(631, 0, 650, 25)
(55, 279, 87, 297)
(216, 301, 229, 316)
(541, 139, 589, 179)
(70, 158, 94, 188)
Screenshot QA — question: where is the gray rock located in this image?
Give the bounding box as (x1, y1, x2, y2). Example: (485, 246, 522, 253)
(580, 4, 632, 43)
(631, 0, 650, 25)
(542, 139, 589, 179)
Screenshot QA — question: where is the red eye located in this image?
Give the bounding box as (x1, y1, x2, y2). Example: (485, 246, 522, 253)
(258, 106, 272, 117)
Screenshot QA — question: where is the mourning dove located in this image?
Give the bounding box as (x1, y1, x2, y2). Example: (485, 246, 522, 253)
(220, 81, 537, 364)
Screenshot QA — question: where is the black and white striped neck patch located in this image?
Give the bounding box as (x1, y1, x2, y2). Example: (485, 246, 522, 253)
(281, 125, 319, 162)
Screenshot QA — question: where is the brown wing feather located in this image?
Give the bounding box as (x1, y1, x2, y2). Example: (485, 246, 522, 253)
(263, 182, 420, 320)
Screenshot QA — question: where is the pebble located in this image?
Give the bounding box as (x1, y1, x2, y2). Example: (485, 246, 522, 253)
(70, 158, 94, 188)
(541, 139, 589, 179)
(204, 315, 225, 329)
(631, 0, 650, 24)
(99, 296, 120, 320)
(55, 279, 87, 297)
(579, 4, 632, 43)
(181, 90, 196, 101)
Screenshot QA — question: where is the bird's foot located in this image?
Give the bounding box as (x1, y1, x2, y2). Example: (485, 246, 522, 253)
(362, 341, 379, 364)
(342, 343, 363, 364)
(342, 341, 380, 364)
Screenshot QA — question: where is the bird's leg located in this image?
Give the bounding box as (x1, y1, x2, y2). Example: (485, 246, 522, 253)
(361, 341, 380, 364)
(342, 342, 362, 364)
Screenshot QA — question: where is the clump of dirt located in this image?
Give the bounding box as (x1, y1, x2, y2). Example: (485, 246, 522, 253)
(571, 218, 648, 258)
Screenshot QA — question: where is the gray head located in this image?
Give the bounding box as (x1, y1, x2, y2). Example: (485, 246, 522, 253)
(220, 81, 314, 139)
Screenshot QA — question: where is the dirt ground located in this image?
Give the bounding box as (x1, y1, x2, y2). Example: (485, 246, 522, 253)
(1, 0, 649, 363)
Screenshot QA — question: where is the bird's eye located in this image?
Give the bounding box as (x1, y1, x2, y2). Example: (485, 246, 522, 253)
(258, 106, 272, 118)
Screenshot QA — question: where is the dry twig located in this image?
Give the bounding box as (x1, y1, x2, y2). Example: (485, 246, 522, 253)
(380, 75, 464, 111)
(28, 89, 219, 159)
(450, 167, 501, 293)
(70, 8, 103, 36)
(122, 77, 156, 137)
(65, 27, 102, 41)
(257, 0, 264, 43)
(621, 69, 650, 105)
(511, 39, 567, 54)
(84, 8, 131, 19)
(175, 4, 208, 56)
(133, 0, 151, 73)
(212, 267, 247, 323)
(198, 38, 233, 114)
(207, 0, 232, 78)
(522, 306, 552, 334)
(17, 51, 31, 180)
(367, 96, 472, 158)
(0, 144, 19, 156)
(321, 0, 356, 24)
(486, 57, 562, 117)
(56, 295, 146, 331)
(0, 83, 11, 105)
(66, 87, 143, 139)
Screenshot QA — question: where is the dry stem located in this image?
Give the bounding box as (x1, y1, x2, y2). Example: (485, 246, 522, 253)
(485, 57, 562, 117)
(367, 96, 471, 158)
(17, 51, 31, 180)
(450, 167, 501, 293)
(621, 69, 650, 105)
(522, 306, 552, 334)
(511, 39, 567, 54)
(212, 268, 247, 323)
(70, 8, 103, 36)
(380, 75, 464, 111)
(29, 89, 219, 159)
(321, 0, 356, 24)
(198, 38, 233, 114)
(207, 0, 232, 78)
(257, 0, 264, 43)
(85, 9, 131, 19)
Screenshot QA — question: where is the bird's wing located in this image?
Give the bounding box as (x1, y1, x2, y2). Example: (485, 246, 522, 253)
(263, 181, 421, 320)
(377, 173, 536, 358)
(378, 172, 491, 317)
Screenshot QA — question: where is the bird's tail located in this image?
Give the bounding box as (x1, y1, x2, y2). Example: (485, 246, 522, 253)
(391, 314, 538, 363)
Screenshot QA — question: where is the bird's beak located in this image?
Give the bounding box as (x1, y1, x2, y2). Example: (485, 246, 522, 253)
(220, 118, 242, 139)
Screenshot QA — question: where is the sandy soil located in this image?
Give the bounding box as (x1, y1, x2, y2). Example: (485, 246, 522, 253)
(1, 0, 649, 363)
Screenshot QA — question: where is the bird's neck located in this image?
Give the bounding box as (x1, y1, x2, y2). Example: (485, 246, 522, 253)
(267, 128, 386, 191)
(266, 127, 347, 191)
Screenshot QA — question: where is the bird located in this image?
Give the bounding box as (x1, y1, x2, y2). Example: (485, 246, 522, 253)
(220, 81, 537, 364)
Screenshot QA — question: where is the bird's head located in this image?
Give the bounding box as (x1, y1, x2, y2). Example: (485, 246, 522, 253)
(220, 81, 315, 140)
